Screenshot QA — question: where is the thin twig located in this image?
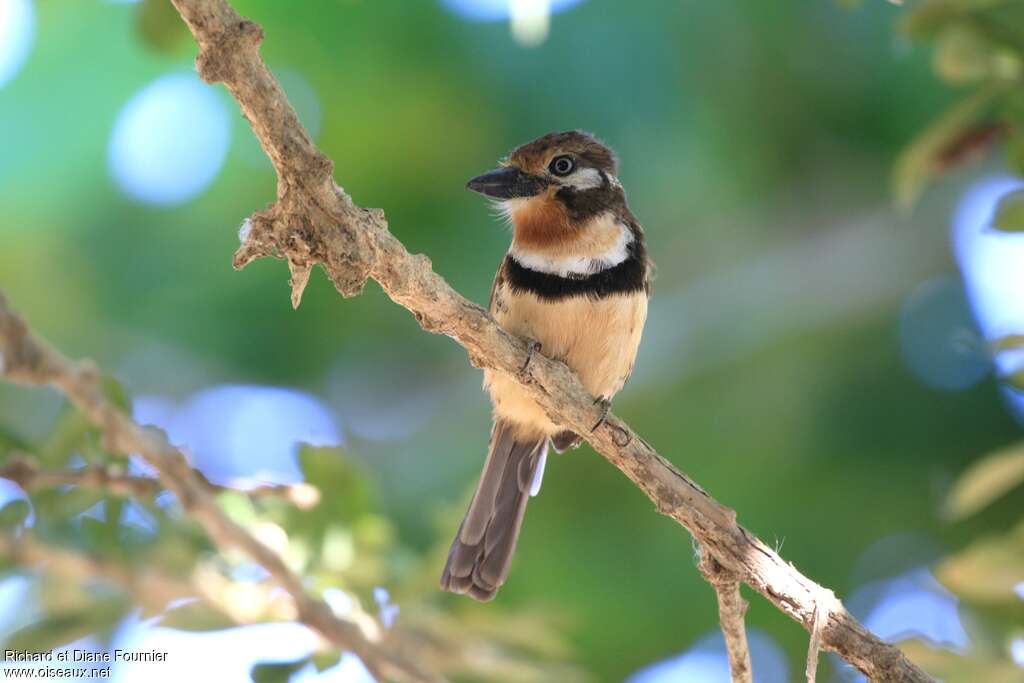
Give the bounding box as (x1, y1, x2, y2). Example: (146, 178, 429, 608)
(0, 296, 439, 683)
(0, 452, 321, 509)
(0, 532, 345, 639)
(699, 549, 753, 683)
(0, 526, 583, 683)
(0, 533, 201, 612)
(806, 588, 839, 683)
(154, 1, 935, 680)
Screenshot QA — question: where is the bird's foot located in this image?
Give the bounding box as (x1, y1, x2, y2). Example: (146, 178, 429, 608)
(551, 430, 582, 452)
(590, 397, 612, 432)
(518, 339, 542, 380)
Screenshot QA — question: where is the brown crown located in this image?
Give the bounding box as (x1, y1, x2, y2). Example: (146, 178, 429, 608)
(506, 130, 618, 175)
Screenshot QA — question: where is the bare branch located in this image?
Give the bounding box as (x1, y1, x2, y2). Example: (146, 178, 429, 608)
(0, 452, 321, 509)
(0, 533, 356, 650)
(1, 518, 582, 683)
(0, 532, 201, 614)
(0, 295, 440, 683)
(806, 588, 841, 683)
(0, 451, 321, 509)
(154, 1, 936, 680)
(0, 533, 288, 628)
(699, 550, 753, 683)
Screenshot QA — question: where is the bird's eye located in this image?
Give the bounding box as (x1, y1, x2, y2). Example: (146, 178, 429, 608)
(549, 155, 575, 176)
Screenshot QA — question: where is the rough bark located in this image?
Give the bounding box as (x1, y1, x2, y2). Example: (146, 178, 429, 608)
(699, 550, 753, 683)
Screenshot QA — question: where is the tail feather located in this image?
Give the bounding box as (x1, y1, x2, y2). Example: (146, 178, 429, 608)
(440, 419, 546, 601)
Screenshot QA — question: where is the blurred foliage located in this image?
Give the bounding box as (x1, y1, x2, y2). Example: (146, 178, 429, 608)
(1, 0, 1023, 682)
(946, 441, 1024, 519)
(0, 393, 585, 682)
(900, 639, 1024, 683)
(994, 334, 1024, 390)
(894, 0, 1024, 208)
(991, 187, 1024, 230)
(899, 438, 1024, 679)
(136, 0, 190, 54)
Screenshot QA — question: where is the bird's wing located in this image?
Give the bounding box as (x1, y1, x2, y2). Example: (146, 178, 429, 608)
(488, 257, 507, 314)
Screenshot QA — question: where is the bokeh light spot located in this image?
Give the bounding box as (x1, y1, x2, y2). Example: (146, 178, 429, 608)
(1011, 638, 1024, 668)
(0, 0, 34, 88)
(952, 177, 1024, 338)
(898, 276, 990, 392)
(952, 176, 1024, 418)
(626, 629, 789, 683)
(133, 385, 341, 484)
(442, 0, 583, 45)
(108, 73, 230, 205)
(851, 568, 968, 651)
(0, 478, 33, 528)
(0, 576, 35, 641)
(442, 0, 583, 21)
(510, 0, 551, 47)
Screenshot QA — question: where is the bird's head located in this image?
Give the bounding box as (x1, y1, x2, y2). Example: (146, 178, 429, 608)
(467, 131, 629, 251)
(467, 130, 618, 200)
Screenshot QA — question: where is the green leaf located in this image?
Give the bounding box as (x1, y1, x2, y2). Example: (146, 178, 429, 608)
(993, 334, 1024, 352)
(310, 651, 341, 673)
(5, 598, 129, 653)
(100, 375, 132, 413)
(900, 640, 1023, 683)
(1003, 367, 1024, 391)
(38, 408, 94, 467)
(936, 522, 1024, 602)
(934, 24, 1000, 84)
(5, 613, 94, 654)
(893, 88, 1000, 210)
(0, 499, 30, 529)
(297, 446, 372, 523)
(900, 0, 1013, 40)
(1007, 133, 1024, 176)
(33, 487, 104, 522)
(991, 189, 1024, 232)
(218, 490, 259, 528)
(158, 600, 236, 633)
(80, 509, 124, 555)
(946, 442, 1024, 519)
(250, 658, 310, 683)
(0, 426, 29, 454)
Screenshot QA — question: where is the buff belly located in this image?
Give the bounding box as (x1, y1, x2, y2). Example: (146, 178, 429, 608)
(485, 287, 648, 438)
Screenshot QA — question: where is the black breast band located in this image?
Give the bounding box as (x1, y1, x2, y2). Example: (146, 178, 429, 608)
(503, 241, 647, 301)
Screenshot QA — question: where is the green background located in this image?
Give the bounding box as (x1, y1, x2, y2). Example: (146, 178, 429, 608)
(1, 0, 1021, 681)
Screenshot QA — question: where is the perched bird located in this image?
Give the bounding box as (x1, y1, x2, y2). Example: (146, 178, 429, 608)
(441, 131, 651, 601)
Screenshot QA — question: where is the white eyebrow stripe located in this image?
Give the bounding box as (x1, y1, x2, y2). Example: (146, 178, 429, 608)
(565, 167, 604, 190)
(509, 224, 633, 278)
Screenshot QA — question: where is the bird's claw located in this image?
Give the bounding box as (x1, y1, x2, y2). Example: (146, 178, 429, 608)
(519, 339, 542, 378)
(590, 397, 612, 432)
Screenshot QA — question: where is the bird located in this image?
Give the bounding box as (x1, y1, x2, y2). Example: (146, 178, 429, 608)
(440, 130, 651, 601)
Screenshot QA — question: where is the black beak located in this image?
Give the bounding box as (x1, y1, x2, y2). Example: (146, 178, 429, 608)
(466, 167, 547, 199)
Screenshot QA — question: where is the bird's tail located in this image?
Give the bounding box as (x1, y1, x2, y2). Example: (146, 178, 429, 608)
(440, 419, 547, 601)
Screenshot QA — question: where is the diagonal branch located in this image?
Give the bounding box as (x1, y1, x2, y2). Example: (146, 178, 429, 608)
(0, 532, 203, 614)
(699, 549, 753, 683)
(0, 452, 321, 509)
(0, 296, 440, 683)
(0, 532, 370, 652)
(163, 1, 934, 680)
